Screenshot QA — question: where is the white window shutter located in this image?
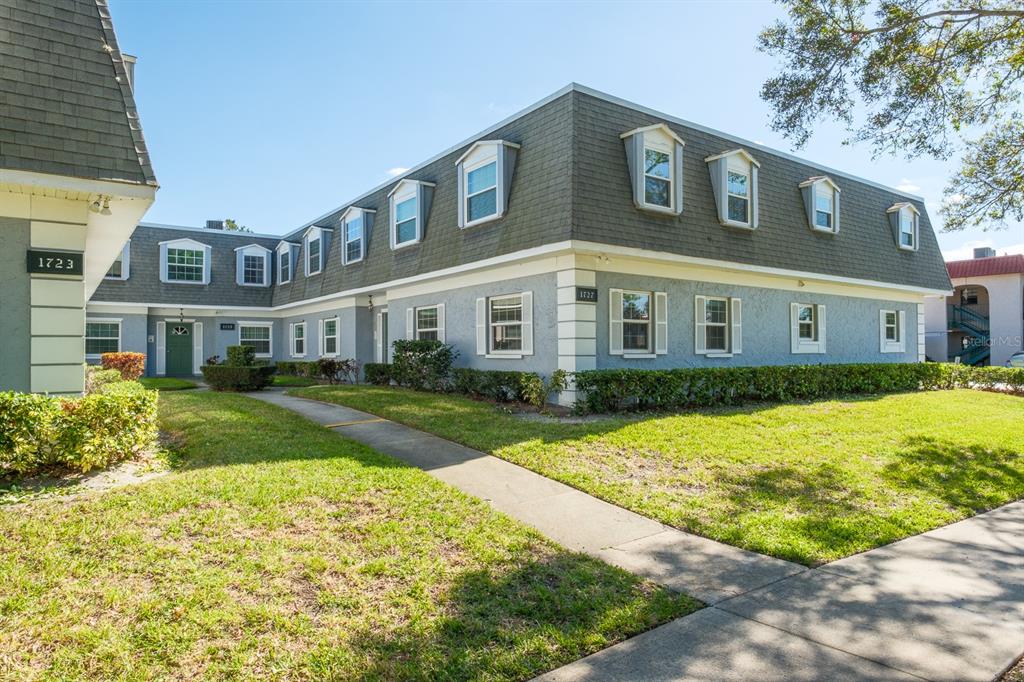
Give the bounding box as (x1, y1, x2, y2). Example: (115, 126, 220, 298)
(817, 305, 827, 353)
(654, 291, 668, 355)
(289, 323, 295, 356)
(521, 291, 534, 355)
(193, 322, 203, 374)
(318, 318, 324, 357)
(731, 298, 742, 354)
(790, 303, 801, 353)
(156, 321, 166, 375)
(456, 162, 465, 228)
(406, 308, 414, 340)
(374, 313, 383, 362)
(437, 304, 446, 343)
(898, 310, 906, 352)
(475, 297, 487, 355)
(609, 289, 624, 355)
(695, 295, 707, 354)
(751, 166, 760, 229)
(879, 310, 887, 353)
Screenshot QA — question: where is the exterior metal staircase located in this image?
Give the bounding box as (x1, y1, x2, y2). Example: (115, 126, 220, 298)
(949, 305, 991, 366)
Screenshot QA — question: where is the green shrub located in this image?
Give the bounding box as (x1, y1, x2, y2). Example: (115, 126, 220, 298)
(85, 366, 125, 394)
(452, 368, 569, 407)
(364, 363, 392, 386)
(572, 362, 1024, 413)
(201, 365, 276, 392)
(226, 345, 256, 367)
(275, 360, 319, 377)
(317, 358, 360, 384)
(391, 340, 456, 391)
(100, 351, 146, 380)
(0, 383, 158, 476)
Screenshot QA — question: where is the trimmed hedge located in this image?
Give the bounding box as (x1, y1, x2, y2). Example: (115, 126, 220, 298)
(0, 381, 158, 476)
(364, 363, 392, 386)
(85, 367, 124, 394)
(226, 345, 256, 367)
(201, 365, 276, 392)
(275, 361, 319, 377)
(391, 340, 456, 391)
(452, 368, 567, 407)
(573, 363, 1024, 413)
(100, 352, 146, 380)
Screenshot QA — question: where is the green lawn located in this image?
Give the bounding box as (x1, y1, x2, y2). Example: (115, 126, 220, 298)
(0, 392, 694, 680)
(139, 376, 198, 390)
(291, 386, 1024, 565)
(272, 375, 322, 387)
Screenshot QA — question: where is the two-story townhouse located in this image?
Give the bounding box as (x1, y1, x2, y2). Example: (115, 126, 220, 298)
(87, 84, 952, 404)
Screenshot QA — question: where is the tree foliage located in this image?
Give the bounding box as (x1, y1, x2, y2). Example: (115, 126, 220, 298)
(223, 218, 250, 232)
(759, 1, 1024, 231)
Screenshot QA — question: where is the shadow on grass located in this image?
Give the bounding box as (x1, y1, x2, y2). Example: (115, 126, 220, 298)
(312, 553, 693, 681)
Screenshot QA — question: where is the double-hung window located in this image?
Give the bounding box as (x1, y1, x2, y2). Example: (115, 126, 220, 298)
(167, 247, 204, 282)
(695, 295, 742, 356)
(704, 297, 729, 352)
(791, 303, 826, 354)
(415, 306, 440, 341)
(879, 309, 906, 353)
(394, 197, 417, 246)
(345, 214, 364, 263)
(815, 191, 834, 230)
(239, 324, 272, 358)
(727, 170, 749, 223)
(278, 243, 294, 284)
(321, 317, 339, 356)
(489, 295, 523, 353)
(243, 255, 264, 284)
(307, 234, 321, 275)
(620, 124, 684, 215)
(644, 148, 672, 208)
(800, 176, 841, 233)
(622, 291, 652, 352)
(85, 320, 120, 358)
(291, 322, 306, 357)
(888, 203, 919, 251)
(884, 311, 898, 342)
(899, 212, 915, 248)
(610, 289, 668, 356)
(706, 149, 760, 228)
(465, 160, 498, 223)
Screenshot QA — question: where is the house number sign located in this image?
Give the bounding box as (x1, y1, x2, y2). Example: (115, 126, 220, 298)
(575, 286, 598, 303)
(26, 249, 83, 276)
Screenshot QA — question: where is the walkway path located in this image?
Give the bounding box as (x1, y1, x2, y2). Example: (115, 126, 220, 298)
(250, 390, 1024, 681)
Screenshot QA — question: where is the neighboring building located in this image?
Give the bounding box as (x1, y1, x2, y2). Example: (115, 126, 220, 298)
(1, 0, 157, 394)
(87, 84, 951, 404)
(924, 248, 1024, 366)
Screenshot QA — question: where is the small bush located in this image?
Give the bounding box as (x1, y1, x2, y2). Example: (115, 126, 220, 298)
(201, 365, 276, 392)
(205, 355, 222, 366)
(452, 368, 568, 407)
(364, 363, 392, 386)
(275, 361, 319, 377)
(391, 340, 457, 391)
(226, 345, 256, 367)
(85, 366, 124, 394)
(100, 352, 146, 380)
(0, 383, 158, 476)
(316, 358, 360, 384)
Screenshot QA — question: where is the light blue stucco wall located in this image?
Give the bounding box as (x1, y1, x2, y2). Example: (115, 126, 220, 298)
(0, 218, 32, 391)
(388, 272, 559, 374)
(594, 272, 920, 369)
(85, 312, 148, 367)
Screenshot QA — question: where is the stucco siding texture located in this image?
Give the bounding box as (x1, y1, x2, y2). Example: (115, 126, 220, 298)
(270, 93, 574, 307)
(594, 272, 919, 369)
(0, 217, 32, 391)
(571, 92, 951, 293)
(389, 272, 558, 375)
(90, 227, 279, 307)
(85, 312, 147, 363)
(0, 0, 155, 184)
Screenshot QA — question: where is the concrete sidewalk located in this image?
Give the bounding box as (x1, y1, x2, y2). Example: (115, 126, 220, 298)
(250, 390, 1024, 681)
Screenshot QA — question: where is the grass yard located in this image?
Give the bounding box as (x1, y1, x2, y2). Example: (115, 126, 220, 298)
(140, 376, 198, 390)
(291, 386, 1024, 565)
(0, 392, 695, 680)
(272, 375, 322, 387)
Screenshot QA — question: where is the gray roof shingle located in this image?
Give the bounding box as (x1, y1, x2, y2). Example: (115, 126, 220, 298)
(0, 0, 156, 185)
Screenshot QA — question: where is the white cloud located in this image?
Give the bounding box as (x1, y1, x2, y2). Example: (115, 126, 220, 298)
(386, 167, 409, 177)
(896, 178, 921, 193)
(942, 239, 1024, 262)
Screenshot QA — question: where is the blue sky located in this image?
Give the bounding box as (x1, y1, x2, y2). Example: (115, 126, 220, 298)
(110, 0, 1022, 260)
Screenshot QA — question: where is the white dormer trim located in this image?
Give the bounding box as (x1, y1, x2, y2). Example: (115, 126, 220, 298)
(704, 148, 761, 167)
(303, 225, 331, 276)
(159, 237, 212, 285)
(233, 243, 272, 253)
(386, 178, 436, 198)
(455, 139, 521, 167)
(798, 175, 840, 191)
(618, 123, 686, 147)
(621, 124, 686, 216)
(456, 140, 521, 229)
(800, 176, 841, 234)
(705, 149, 760, 229)
(887, 203, 920, 251)
(234, 243, 272, 287)
(389, 179, 434, 250)
(341, 206, 375, 265)
(276, 241, 297, 285)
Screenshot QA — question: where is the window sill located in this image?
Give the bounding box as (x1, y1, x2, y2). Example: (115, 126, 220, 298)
(720, 219, 755, 230)
(898, 244, 917, 252)
(703, 352, 733, 358)
(306, 271, 322, 277)
(880, 346, 905, 354)
(623, 353, 656, 359)
(636, 202, 677, 217)
(462, 213, 504, 229)
(811, 225, 837, 235)
(162, 279, 207, 285)
(792, 344, 825, 354)
(486, 353, 523, 360)
(391, 239, 420, 251)
(239, 282, 270, 287)
(343, 257, 364, 266)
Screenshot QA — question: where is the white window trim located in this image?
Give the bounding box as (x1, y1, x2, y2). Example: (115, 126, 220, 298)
(238, 321, 273, 359)
(290, 321, 306, 358)
(320, 316, 340, 357)
(390, 183, 421, 250)
(341, 207, 372, 265)
(622, 290, 653, 355)
(725, 167, 752, 228)
(305, 227, 323, 277)
(705, 149, 760, 230)
(800, 176, 841, 234)
(104, 241, 130, 280)
(643, 141, 676, 213)
(790, 303, 827, 354)
(693, 295, 742, 357)
(413, 304, 444, 342)
(880, 309, 906, 353)
(888, 203, 920, 252)
(462, 156, 501, 229)
(235, 244, 271, 287)
(620, 124, 685, 216)
(701, 296, 731, 356)
(160, 237, 211, 285)
(85, 317, 122, 359)
(456, 140, 519, 229)
(277, 243, 295, 285)
(488, 293, 525, 357)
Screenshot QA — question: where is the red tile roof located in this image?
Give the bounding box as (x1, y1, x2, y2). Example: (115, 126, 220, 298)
(947, 254, 1024, 279)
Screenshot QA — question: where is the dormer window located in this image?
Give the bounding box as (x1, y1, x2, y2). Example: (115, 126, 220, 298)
(303, 225, 331, 276)
(456, 140, 520, 228)
(620, 124, 685, 215)
(799, 176, 841, 233)
(341, 207, 374, 265)
(234, 244, 271, 287)
(388, 179, 435, 249)
(705, 149, 760, 229)
(887, 203, 920, 251)
(159, 238, 211, 285)
(277, 241, 297, 284)
(105, 241, 130, 280)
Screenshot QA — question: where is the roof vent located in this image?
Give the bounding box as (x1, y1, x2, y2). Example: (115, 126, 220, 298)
(973, 247, 996, 259)
(206, 220, 224, 230)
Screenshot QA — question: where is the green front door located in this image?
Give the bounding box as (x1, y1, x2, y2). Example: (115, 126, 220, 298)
(166, 322, 194, 376)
